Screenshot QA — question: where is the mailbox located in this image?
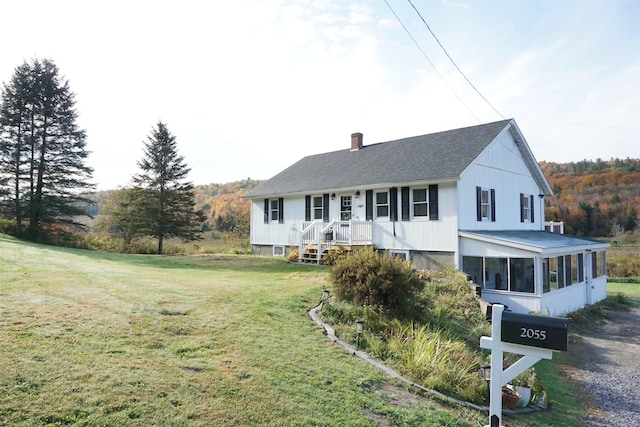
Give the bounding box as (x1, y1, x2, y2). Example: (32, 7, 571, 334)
(501, 312, 568, 352)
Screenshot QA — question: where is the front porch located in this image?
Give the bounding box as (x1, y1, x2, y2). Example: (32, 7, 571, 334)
(299, 220, 373, 264)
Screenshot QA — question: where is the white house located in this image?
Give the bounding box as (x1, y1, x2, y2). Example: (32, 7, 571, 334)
(244, 119, 609, 315)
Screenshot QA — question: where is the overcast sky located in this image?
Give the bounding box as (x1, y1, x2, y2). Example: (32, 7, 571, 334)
(1, 0, 638, 190)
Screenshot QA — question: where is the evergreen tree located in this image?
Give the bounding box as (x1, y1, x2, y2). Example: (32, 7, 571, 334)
(0, 58, 93, 239)
(133, 122, 204, 254)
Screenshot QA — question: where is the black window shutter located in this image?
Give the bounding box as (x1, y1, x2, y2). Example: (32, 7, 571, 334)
(520, 193, 524, 223)
(322, 193, 329, 222)
(490, 189, 496, 222)
(401, 187, 410, 221)
(264, 199, 269, 223)
(365, 190, 373, 221)
(390, 187, 398, 221)
(476, 187, 482, 221)
(429, 184, 438, 220)
(278, 198, 284, 223)
(530, 195, 535, 223)
(305, 195, 311, 221)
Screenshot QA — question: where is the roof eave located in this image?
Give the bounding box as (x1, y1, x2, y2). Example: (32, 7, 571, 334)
(507, 120, 553, 196)
(243, 176, 460, 200)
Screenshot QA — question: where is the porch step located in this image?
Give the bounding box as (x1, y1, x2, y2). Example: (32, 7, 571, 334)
(300, 246, 324, 264)
(299, 244, 371, 265)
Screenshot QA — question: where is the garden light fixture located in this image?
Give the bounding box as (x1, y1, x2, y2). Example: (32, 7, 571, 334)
(480, 364, 491, 398)
(355, 320, 364, 351)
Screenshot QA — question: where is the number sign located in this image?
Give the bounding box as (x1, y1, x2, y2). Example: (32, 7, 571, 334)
(501, 312, 568, 352)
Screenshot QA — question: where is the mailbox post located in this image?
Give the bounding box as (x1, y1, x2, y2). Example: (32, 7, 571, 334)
(480, 305, 568, 427)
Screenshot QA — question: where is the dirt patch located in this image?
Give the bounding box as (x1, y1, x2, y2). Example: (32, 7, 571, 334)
(563, 307, 640, 426)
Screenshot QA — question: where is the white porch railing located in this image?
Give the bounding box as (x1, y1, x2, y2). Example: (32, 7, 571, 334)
(299, 220, 330, 263)
(299, 220, 372, 262)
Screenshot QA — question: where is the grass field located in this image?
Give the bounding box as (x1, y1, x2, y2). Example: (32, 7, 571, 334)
(0, 234, 480, 426)
(3, 234, 634, 426)
(607, 281, 640, 300)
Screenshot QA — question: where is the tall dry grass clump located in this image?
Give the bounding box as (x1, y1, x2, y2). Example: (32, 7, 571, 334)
(386, 325, 486, 402)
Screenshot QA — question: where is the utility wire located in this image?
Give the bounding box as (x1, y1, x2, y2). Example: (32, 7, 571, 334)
(406, 0, 506, 120)
(383, 0, 480, 122)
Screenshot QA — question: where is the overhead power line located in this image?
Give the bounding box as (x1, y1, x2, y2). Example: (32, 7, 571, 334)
(383, 0, 480, 122)
(406, 0, 506, 120)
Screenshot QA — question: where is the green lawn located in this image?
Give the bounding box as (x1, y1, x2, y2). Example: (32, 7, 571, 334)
(607, 281, 640, 300)
(3, 233, 625, 426)
(0, 234, 478, 426)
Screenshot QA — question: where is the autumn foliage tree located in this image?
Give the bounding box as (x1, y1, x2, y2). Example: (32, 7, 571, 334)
(97, 187, 148, 245)
(194, 179, 261, 238)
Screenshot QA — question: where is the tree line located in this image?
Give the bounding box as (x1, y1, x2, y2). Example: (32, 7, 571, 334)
(0, 58, 203, 252)
(541, 160, 640, 238)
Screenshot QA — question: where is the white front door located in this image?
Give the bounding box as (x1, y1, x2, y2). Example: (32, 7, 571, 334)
(351, 194, 366, 220)
(340, 196, 353, 220)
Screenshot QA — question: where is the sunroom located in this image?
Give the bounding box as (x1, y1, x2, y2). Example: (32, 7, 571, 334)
(459, 230, 609, 315)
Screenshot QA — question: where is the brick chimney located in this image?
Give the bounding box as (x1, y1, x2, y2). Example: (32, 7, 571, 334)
(351, 132, 363, 151)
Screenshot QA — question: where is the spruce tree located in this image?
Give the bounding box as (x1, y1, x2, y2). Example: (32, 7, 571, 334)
(0, 58, 93, 239)
(133, 122, 204, 254)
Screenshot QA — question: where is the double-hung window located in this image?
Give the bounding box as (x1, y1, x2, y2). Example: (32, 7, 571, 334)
(270, 199, 280, 221)
(481, 190, 490, 220)
(313, 196, 323, 220)
(412, 189, 428, 217)
(476, 187, 496, 222)
(376, 191, 389, 218)
(264, 198, 284, 223)
(520, 193, 535, 223)
(305, 194, 330, 222)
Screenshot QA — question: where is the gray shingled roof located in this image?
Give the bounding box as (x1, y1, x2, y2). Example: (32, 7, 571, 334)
(245, 119, 512, 198)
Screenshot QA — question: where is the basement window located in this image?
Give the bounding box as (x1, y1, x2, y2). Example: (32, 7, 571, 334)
(389, 250, 409, 261)
(272, 246, 285, 257)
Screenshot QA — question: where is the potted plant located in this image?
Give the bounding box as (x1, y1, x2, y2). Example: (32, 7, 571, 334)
(511, 368, 546, 408)
(502, 385, 521, 408)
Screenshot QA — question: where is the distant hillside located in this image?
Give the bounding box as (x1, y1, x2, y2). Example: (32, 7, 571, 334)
(540, 158, 640, 237)
(193, 179, 263, 232)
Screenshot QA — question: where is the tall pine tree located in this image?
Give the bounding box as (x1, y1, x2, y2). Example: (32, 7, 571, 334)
(0, 58, 93, 239)
(133, 122, 204, 254)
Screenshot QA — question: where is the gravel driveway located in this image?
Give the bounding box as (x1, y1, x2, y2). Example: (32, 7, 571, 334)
(565, 307, 640, 426)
